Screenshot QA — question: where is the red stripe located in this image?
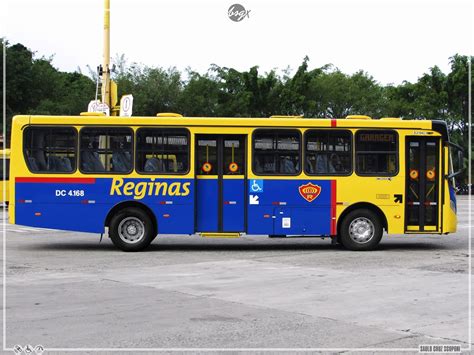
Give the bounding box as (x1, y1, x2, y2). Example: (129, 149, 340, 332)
(331, 118, 337, 127)
(16, 177, 96, 184)
(330, 180, 337, 235)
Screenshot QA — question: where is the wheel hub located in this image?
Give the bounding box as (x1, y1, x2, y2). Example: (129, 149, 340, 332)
(349, 217, 375, 244)
(118, 217, 145, 244)
(127, 225, 137, 235)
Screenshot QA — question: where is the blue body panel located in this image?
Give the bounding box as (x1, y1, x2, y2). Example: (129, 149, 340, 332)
(247, 179, 334, 235)
(222, 179, 245, 232)
(245, 205, 274, 234)
(15, 177, 335, 237)
(196, 178, 218, 232)
(273, 207, 331, 235)
(15, 178, 195, 234)
(17, 202, 106, 233)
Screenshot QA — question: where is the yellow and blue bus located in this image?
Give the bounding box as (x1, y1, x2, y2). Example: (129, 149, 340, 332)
(8, 113, 463, 251)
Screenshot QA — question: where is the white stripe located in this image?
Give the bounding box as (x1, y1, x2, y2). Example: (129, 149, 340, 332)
(5, 226, 53, 233)
(19, 227, 48, 232)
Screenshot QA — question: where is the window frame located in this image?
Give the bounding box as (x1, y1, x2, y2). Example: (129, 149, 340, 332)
(252, 128, 302, 176)
(23, 125, 78, 174)
(304, 129, 353, 176)
(355, 129, 399, 177)
(135, 127, 190, 175)
(79, 126, 134, 175)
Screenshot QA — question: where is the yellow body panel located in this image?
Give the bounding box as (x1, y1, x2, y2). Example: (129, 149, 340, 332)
(1, 149, 10, 204)
(442, 146, 457, 233)
(8, 114, 456, 235)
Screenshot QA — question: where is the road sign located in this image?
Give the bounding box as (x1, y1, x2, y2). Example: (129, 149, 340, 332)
(120, 95, 133, 117)
(88, 100, 110, 116)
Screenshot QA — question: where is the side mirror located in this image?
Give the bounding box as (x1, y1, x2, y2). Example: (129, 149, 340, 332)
(446, 142, 465, 180)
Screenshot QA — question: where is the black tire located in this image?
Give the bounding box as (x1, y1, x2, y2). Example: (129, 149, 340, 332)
(109, 207, 155, 252)
(339, 209, 383, 251)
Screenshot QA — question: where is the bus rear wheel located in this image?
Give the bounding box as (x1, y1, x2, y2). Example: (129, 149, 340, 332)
(339, 209, 382, 251)
(109, 207, 155, 252)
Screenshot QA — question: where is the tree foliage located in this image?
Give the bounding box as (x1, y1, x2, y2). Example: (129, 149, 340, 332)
(1, 40, 95, 124)
(1, 40, 472, 177)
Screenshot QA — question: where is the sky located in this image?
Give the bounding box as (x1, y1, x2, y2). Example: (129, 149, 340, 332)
(1, 0, 473, 85)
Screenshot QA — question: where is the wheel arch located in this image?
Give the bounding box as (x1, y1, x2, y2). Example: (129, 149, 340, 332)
(105, 201, 158, 236)
(337, 202, 388, 235)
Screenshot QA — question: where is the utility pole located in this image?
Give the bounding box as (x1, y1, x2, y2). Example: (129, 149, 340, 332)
(101, 0, 111, 108)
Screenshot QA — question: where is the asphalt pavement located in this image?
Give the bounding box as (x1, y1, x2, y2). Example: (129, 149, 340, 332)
(1, 196, 472, 354)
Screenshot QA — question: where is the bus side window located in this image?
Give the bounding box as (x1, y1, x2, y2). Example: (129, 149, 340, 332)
(136, 128, 189, 174)
(355, 130, 398, 176)
(24, 127, 77, 173)
(305, 130, 352, 175)
(79, 127, 133, 173)
(253, 130, 300, 175)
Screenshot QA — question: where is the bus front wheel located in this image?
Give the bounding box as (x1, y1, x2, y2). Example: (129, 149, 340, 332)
(339, 209, 383, 251)
(109, 207, 155, 252)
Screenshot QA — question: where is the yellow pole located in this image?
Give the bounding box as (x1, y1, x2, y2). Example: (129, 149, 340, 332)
(101, 0, 110, 108)
(99, 0, 111, 160)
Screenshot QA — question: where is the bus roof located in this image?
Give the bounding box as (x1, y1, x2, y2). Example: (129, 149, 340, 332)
(14, 115, 441, 132)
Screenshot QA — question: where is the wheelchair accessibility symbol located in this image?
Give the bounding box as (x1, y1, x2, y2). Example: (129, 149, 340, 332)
(249, 179, 264, 193)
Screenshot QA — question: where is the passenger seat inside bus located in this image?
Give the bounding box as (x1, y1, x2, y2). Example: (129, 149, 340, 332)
(315, 155, 336, 174)
(306, 158, 315, 174)
(144, 157, 164, 172)
(47, 156, 72, 172)
(32, 150, 47, 171)
(112, 151, 131, 172)
(81, 151, 105, 172)
(280, 157, 296, 174)
(28, 157, 40, 171)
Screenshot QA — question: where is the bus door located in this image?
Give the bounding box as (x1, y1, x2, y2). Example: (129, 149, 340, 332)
(405, 138, 440, 232)
(195, 135, 246, 233)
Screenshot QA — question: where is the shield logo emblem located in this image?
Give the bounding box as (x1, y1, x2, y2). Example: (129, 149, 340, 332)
(298, 183, 321, 202)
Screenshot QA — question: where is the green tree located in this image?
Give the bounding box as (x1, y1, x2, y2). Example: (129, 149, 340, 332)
(1, 40, 95, 145)
(179, 69, 219, 116)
